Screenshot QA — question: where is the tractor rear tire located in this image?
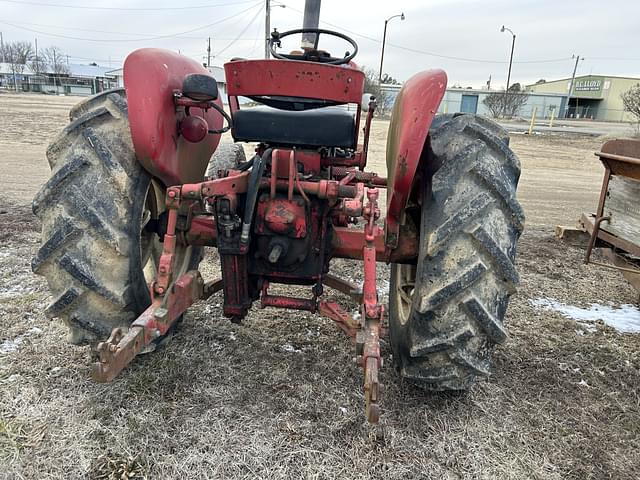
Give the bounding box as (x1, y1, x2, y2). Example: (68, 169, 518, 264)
(32, 89, 201, 345)
(389, 113, 525, 389)
(206, 140, 246, 179)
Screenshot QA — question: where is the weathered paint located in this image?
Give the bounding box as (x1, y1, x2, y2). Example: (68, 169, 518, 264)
(385, 69, 447, 247)
(124, 48, 223, 186)
(224, 59, 365, 104)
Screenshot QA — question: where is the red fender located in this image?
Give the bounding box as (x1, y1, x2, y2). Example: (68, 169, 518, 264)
(124, 48, 223, 186)
(385, 69, 447, 248)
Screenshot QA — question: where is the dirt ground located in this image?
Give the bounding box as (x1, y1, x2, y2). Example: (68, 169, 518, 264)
(1, 92, 639, 479)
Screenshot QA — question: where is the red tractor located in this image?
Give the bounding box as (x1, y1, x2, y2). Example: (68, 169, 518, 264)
(33, 2, 523, 423)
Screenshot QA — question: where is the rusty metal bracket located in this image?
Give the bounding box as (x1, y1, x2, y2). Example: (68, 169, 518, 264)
(322, 274, 363, 303)
(92, 270, 205, 382)
(584, 214, 611, 264)
(583, 214, 640, 275)
(318, 301, 361, 338)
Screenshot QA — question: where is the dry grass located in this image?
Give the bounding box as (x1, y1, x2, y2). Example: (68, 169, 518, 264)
(1, 204, 640, 479)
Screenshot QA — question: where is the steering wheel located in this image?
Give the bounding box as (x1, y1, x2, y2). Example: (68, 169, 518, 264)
(269, 28, 358, 65)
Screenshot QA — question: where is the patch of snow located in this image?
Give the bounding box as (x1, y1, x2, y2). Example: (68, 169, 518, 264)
(377, 279, 390, 296)
(0, 251, 11, 258)
(281, 343, 301, 353)
(0, 338, 22, 354)
(530, 297, 640, 333)
(0, 325, 44, 354)
(0, 284, 35, 299)
(339, 406, 348, 414)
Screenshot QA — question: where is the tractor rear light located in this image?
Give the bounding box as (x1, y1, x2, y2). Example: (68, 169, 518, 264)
(180, 115, 208, 143)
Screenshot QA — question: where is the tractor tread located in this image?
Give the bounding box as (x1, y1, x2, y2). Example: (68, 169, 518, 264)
(32, 154, 90, 215)
(31, 217, 81, 274)
(58, 254, 126, 307)
(47, 106, 110, 159)
(463, 123, 520, 173)
(471, 162, 525, 233)
(83, 127, 126, 174)
(45, 286, 83, 319)
(468, 224, 519, 285)
(417, 261, 487, 312)
(389, 113, 523, 390)
(427, 192, 492, 255)
(410, 328, 473, 357)
(69, 88, 128, 121)
(68, 314, 112, 338)
(65, 185, 126, 252)
(401, 364, 459, 384)
(462, 295, 508, 344)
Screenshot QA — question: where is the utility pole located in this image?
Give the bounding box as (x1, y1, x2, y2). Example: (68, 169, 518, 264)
(207, 37, 211, 67)
(0, 32, 5, 63)
(265, 0, 270, 59)
(301, 0, 321, 49)
(564, 54, 583, 118)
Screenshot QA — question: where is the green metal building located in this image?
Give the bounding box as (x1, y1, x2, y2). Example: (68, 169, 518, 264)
(526, 75, 640, 122)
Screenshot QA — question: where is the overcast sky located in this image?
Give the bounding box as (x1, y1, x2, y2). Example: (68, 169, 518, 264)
(1, 0, 639, 87)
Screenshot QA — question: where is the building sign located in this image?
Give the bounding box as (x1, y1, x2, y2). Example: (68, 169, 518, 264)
(574, 79, 602, 92)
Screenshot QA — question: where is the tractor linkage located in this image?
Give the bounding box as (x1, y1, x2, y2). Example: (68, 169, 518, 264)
(93, 101, 390, 422)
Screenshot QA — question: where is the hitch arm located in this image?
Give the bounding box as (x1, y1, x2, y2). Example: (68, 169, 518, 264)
(92, 271, 207, 382)
(357, 187, 384, 423)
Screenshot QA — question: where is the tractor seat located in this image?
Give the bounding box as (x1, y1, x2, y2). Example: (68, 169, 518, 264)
(232, 105, 356, 149)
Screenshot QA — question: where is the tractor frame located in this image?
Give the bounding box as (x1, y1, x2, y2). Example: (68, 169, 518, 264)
(91, 43, 446, 423)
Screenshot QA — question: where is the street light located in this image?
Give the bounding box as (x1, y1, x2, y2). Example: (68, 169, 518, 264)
(378, 12, 405, 84)
(500, 25, 516, 116)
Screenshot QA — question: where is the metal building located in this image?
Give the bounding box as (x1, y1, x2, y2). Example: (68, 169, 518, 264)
(526, 75, 640, 122)
(437, 88, 564, 119)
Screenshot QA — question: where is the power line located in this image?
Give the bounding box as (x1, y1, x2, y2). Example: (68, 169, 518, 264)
(67, 54, 125, 64)
(588, 56, 640, 61)
(0, 0, 257, 11)
(2, 19, 263, 40)
(214, 5, 263, 57)
(285, 5, 573, 65)
(384, 43, 572, 65)
(0, 1, 263, 42)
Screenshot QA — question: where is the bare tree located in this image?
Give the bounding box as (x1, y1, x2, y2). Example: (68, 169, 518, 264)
(621, 83, 640, 136)
(43, 46, 69, 76)
(482, 84, 529, 119)
(29, 54, 47, 76)
(503, 85, 529, 118)
(42, 46, 69, 92)
(4, 41, 33, 90)
(482, 92, 503, 118)
(362, 67, 390, 116)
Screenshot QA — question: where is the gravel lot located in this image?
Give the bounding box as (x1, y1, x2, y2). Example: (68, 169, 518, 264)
(1, 92, 639, 479)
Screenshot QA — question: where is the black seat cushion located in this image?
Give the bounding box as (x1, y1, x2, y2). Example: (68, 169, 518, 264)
(232, 106, 356, 149)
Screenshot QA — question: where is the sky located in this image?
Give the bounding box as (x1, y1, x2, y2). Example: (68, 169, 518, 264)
(1, 0, 639, 88)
